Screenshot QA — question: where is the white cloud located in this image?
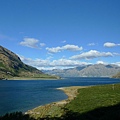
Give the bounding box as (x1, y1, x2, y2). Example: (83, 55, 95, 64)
(46, 44, 83, 53)
(50, 59, 86, 67)
(19, 55, 49, 67)
(18, 48, 120, 70)
(96, 61, 107, 64)
(113, 52, 120, 56)
(19, 55, 89, 70)
(46, 46, 61, 53)
(20, 38, 39, 48)
(104, 42, 120, 48)
(62, 44, 83, 51)
(113, 62, 120, 66)
(70, 50, 113, 60)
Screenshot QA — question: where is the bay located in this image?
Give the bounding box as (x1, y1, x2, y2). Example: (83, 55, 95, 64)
(0, 77, 120, 115)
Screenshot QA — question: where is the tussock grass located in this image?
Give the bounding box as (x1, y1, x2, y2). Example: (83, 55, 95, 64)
(65, 84, 120, 120)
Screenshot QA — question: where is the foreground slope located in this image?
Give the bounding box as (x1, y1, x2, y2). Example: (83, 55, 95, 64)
(0, 46, 57, 79)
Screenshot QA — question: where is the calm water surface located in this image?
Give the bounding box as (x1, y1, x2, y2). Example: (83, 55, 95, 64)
(0, 77, 120, 115)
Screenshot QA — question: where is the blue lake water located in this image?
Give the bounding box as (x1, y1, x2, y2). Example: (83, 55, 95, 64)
(0, 77, 120, 115)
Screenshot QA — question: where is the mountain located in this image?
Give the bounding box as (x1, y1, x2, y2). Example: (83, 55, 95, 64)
(44, 64, 120, 77)
(112, 72, 120, 78)
(0, 46, 58, 80)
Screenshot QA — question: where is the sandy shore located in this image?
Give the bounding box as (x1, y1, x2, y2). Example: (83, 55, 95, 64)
(26, 86, 89, 119)
(57, 86, 88, 103)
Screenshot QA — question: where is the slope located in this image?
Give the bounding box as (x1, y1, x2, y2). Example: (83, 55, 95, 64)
(0, 46, 57, 80)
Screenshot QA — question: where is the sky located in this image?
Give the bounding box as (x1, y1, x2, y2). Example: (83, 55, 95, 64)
(0, 0, 120, 70)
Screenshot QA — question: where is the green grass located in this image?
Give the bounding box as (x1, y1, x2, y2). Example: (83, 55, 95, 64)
(0, 62, 5, 68)
(65, 84, 120, 120)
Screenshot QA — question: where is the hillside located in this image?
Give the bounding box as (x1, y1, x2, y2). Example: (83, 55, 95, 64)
(0, 46, 57, 80)
(44, 64, 120, 77)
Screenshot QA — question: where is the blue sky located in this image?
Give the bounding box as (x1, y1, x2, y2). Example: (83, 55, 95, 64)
(0, 0, 120, 70)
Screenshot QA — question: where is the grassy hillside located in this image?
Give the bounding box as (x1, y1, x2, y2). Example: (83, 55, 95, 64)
(0, 46, 58, 80)
(65, 84, 120, 120)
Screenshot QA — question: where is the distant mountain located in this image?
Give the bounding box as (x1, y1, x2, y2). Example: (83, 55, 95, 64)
(44, 64, 120, 77)
(112, 72, 120, 78)
(0, 46, 57, 79)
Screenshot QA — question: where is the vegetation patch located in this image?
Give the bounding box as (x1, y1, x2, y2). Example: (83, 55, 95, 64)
(65, 84, 120, 120)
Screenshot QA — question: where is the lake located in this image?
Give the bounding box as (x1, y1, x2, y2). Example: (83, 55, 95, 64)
(0, 77, 120, 115)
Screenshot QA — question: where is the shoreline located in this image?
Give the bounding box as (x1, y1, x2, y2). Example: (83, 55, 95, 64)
(6, 77, 61, 80)
(56, 86, 88, 102)
(26, 86, 89, 118)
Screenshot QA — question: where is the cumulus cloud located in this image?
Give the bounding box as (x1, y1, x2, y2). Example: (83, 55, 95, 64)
(70, 50, 113, 60)
(20, 37, 46, 48)
(20, 55, 49, 67)
(18, 47, 120, 70)
(19, 55, 89, 70)
(46, 46, 61, 53)
(50, 59, 85, 67)
(20, 38, 39, 48)
(104, 42, 120, 48)
(46, 44, 83, 53)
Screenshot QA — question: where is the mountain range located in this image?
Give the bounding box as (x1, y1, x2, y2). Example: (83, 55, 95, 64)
(1, 45, 120, 79)
(43, 64, 120, 78)
(0, 46, 58, 80)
